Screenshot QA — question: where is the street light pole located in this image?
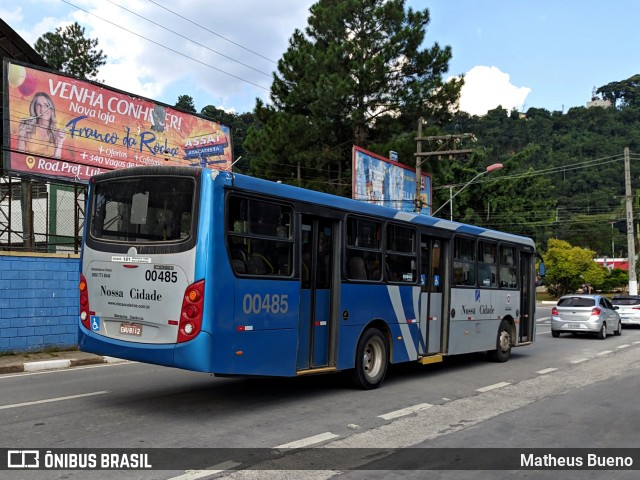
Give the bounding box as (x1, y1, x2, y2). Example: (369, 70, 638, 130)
(432, 163, 503, 220)
(624, 147, 637, 295)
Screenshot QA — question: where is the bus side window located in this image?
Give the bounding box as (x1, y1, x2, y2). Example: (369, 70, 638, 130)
(385, 224, 416, 283)
(226, 195, 293, 277)
(346, 216, 382, 281)
(453, 236, 476, 286)
(499, 245, 518, 288)
(478, 241, 497, 287)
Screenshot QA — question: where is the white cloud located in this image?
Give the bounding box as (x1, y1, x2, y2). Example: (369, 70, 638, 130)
(14, 0, 314, 113)
(457, 65, 531, 116)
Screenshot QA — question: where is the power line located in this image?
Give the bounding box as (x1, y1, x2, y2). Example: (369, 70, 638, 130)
(104, 0, 272, 77)
(60, 0, 270, 91)
(146, 0, 278, 65)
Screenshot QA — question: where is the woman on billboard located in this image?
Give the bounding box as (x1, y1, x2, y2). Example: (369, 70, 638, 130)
(17, 92, 67, 159)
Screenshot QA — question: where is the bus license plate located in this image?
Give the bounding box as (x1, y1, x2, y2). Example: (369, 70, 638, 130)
(120, 323, 142, 336)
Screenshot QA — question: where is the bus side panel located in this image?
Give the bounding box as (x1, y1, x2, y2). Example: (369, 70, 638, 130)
(208, 277, 300, 376)
(447, 288, 515, 355)
(211, 330, 298, 376)
(336, 284, 420, 370)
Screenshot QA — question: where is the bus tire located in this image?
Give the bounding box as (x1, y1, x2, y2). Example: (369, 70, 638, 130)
(352, 328, 388, 389)
(488, 320, 512, 362)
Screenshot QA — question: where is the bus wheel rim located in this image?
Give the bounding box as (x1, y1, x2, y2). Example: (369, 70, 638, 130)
(364, 340, 382, 378)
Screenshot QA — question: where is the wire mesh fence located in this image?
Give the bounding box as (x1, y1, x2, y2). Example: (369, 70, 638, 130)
(0, 173, 85, 254)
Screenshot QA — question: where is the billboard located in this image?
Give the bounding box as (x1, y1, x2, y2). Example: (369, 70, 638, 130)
(3, 60, 233, 184)
(352, 146, 431, 215)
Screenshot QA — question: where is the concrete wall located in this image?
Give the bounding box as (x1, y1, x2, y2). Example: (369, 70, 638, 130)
(0, 253, 80, 353)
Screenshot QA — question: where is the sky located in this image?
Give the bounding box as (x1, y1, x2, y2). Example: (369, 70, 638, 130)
(2, 0, 640, 116)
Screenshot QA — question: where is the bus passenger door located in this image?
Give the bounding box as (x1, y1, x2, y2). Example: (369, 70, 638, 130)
(298, 216, 336, 370)
(419, 236, 446, 355)
(519, 252, 534, 342)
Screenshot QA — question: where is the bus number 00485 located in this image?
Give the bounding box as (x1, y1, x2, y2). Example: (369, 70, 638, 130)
(242, 293, 289, 315)
(145, 270, 178, 283)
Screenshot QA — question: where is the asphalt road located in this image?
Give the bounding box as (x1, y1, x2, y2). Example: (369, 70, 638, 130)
(2, 309, 640, 480)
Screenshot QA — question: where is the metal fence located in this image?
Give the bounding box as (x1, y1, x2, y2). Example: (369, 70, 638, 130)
(0, 172, 85, 254)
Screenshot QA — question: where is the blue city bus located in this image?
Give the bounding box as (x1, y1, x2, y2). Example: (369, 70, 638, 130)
(79, 166, 539, 389)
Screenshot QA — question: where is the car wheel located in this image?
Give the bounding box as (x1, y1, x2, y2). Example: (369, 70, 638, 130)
(551, 330, 560, 338)
(597, 323, 607, 340)
(614, 320, 622, 336)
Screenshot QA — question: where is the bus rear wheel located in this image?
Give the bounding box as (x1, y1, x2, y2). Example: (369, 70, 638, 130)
(488, 320, 512, 362)
(352, 328, 388, 389)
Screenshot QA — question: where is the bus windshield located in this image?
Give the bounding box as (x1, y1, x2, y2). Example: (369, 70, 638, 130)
(90, 176, 195, 243)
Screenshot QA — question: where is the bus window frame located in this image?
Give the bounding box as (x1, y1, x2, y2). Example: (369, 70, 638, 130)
(385, 222, 417, 284)
(499, 243, 519, 289)
(478, 240, 498, 289)
(225, 192, 295, 279)
(344, 215, 383, 282)
(452, 235, 477, 288)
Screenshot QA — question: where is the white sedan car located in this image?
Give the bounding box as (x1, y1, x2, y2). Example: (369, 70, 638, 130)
(611, 295, 640, 326)
(551, 294, 622, 339)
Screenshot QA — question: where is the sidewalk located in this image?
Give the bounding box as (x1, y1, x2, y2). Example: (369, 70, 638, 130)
(0, 349, 122, 375)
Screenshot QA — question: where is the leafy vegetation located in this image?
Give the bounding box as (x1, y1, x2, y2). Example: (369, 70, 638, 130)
(34, 22, 106, 81)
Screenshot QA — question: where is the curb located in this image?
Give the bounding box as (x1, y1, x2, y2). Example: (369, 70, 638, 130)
(0, 356, 124, 375)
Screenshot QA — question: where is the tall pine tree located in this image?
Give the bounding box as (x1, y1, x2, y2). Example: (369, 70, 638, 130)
(34, 22, 106, 81)
(245, 0, 462, 195)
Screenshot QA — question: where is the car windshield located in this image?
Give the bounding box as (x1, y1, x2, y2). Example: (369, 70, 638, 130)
(557, 297, 595, 307)
(611, 297, 640, 305)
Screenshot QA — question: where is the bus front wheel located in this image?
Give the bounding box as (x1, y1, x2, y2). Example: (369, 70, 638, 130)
(352, 328, 388, 389)
(488, 320, 512, 362)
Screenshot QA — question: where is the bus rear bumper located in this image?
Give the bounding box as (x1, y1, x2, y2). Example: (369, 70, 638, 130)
(78, 326, 212, 372)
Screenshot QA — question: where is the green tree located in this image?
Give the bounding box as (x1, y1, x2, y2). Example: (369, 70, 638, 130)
(543, 239, 606, 297)
(175, 95, 197, 113)
(245, 0, 462, 195)
(600, 268, 628, 292)
(596, 74, 640, 109)
(34, 22, 106, 80)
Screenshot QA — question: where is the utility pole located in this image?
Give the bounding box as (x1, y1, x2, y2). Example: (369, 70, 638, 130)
(625, 147, 637, 295)
(414, 118, 475, 213)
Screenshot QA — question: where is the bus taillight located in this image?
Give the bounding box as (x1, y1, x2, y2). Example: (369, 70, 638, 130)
(178, 280, 204, 343)
(79, 274, 91, 330)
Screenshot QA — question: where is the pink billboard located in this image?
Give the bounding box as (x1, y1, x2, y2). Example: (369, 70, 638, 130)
(3, 60, 233, 183)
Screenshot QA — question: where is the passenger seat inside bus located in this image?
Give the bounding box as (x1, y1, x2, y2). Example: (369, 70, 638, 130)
(348, 256, 367, 280)
(231, 249, 247, 274)
(247, 253, 273, 275)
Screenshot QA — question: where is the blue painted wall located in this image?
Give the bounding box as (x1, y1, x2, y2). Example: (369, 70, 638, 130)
(0, 254, 80, 353)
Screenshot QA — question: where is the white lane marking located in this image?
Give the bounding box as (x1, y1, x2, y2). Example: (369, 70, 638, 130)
(536, 330, 553, 336)
(617, 344, 630, 350)
(275, 432, 339, 449)
(0, 391, 108, 410)
(0, 361, 131, 380)
(570, 358, 589, 364)
(633, 341, 640, 345)
(536, 368, 558, 375)
(596, 350, 613, 356)
(476, 382, 510, 393)
(378, 403, 433, 420)
(167, 462, 241, 480)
